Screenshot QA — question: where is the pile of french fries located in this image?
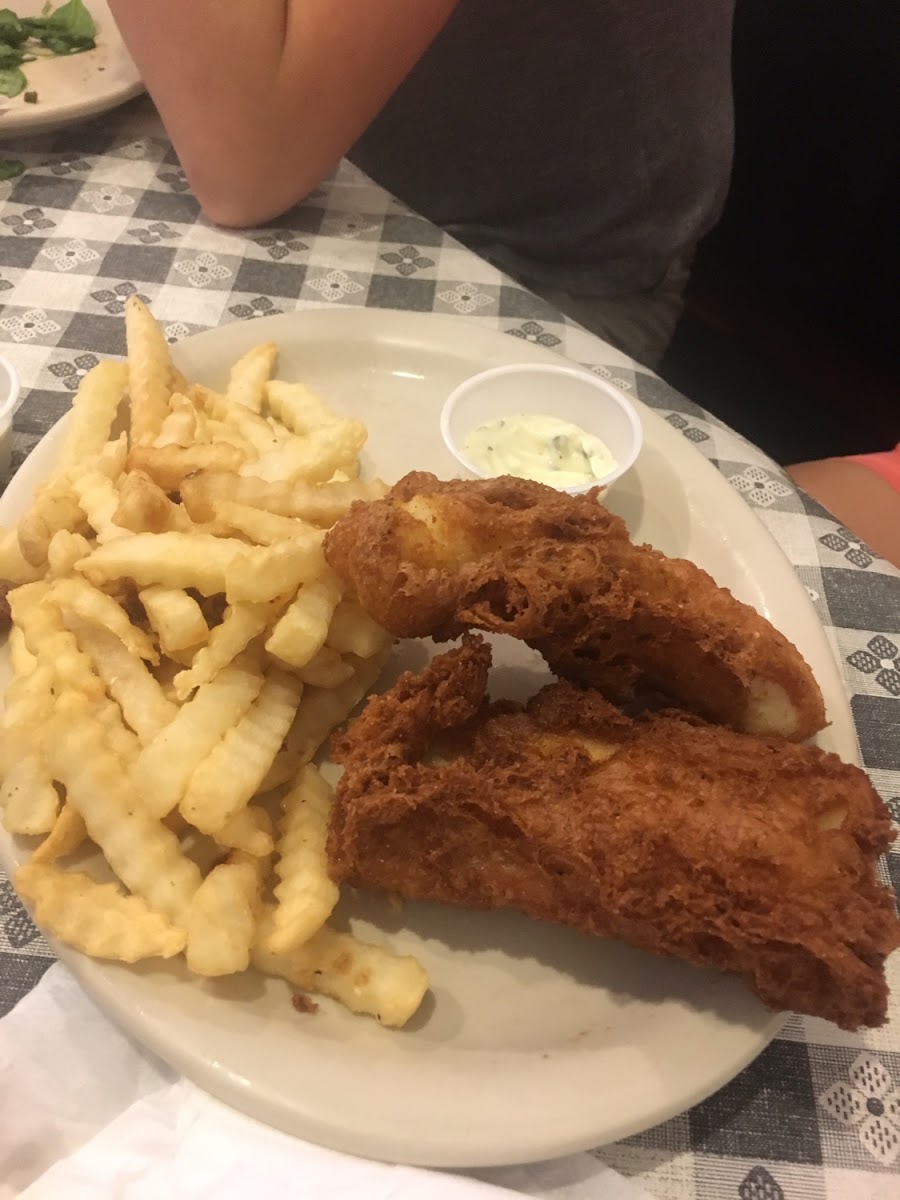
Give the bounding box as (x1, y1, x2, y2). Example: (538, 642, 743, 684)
(0, 296, 428, 1028)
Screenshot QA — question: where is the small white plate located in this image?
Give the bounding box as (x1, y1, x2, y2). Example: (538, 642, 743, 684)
(0, 0, 142, 137)
(0, 309, 856, 1168)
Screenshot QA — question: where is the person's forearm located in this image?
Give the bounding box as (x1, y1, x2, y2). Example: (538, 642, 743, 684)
(788, 458, 900, 569)
(108, 0, 458, 227)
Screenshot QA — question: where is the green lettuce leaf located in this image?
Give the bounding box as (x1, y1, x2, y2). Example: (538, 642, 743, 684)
(0, 62, 26, 95)
(0, 157, 26, 181)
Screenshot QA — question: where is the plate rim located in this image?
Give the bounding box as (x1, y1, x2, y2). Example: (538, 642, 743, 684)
(18, 932, 789, 1167)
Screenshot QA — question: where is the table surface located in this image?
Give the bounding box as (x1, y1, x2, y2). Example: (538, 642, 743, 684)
(1, 97, 899, 1200)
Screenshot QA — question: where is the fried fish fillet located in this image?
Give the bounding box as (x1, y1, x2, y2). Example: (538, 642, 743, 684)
(327, 637, 899, 1030)
(324, 472, 827, 741)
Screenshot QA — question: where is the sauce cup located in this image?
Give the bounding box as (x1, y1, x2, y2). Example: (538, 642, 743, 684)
(0, 354, 22, 482)
(440, 362, 643, 495)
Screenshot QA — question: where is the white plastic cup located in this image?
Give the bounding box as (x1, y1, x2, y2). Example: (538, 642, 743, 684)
(0, 354, 22, 482)
(441, 362, 643, 494)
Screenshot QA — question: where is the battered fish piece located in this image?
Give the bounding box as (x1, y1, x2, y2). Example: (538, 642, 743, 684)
(324, 472, 827, 741)
(328, 637, 899, 1031)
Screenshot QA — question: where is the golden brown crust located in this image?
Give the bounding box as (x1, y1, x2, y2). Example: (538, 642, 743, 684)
(328, 636, 899, 1031)
(324, 473, 827, 741)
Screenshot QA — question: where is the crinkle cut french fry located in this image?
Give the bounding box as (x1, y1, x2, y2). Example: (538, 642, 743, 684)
(180, 471, 386, 526)
(77, 531, 249, 596)
(0, 659, 53, 725)
(16, 863, 185, 962)
(259, 647, 390, 792)
(134, 661, 264, 817)
(296, 645, 354, 689)
(16, 437, 124, 569)
(31, 803, 87, 866)
(93, 693, 142, 765)
(17, 484, 87, 569)
(185, 857, 265, 976)
(46, 529, 93, 579)
(165, 641, 209, 668)
(95, 430, 130, 481)
(264, 574, 342, 669)
(266, 416, 293, 444)
(253, 913, 429, 1028)
(240, 418, 367, 485)
(51, 575, 159, 663)
(180, 668, 303, 835)
(112, 470, 193, 535)
(326, 599, 392, 659)
(214, 804, 276, 857)
(57, 360, 129, 472)
(177, 471, 257, 523)
(0, 527, 44, 584)
(0, 660, 55, 775)
(16, 435, 125, 570)
(267, 765, 339, 954)
(264, 380, 342, 435)
(328, 464, 360, 483)
(205, 421, 257, 458)
(227, 342, 278, 414)
(98, 427, 130, 472)
(171, 602, 271, 700)
(226, 809, 274, 873)
(125, 294, 175, 447)
(139, 585, 209, 654)
(8, 578, 53, 638)
(1, 754, 59, 835)
(63, 615, 178, 744)
(42, 694, 202, 921)
(8, 624, 36, 676)
(69, 469, 130, 544)
(170, 366, 191, 395)
(205, 501, 318, 547)
(153, 394, 198, 449)
(224, 535, 327, 605)
(127, 443, 246, 491)
(15, 598, 142, 765)
(9, 582, 106, 704)
(191, 384, 281, 455)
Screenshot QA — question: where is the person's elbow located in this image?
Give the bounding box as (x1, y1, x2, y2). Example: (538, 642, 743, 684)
(182, 152, 326, 231)
(192, 178, 319, 232)
(201, 196, 276, 231)
(195, 188, 301, 230)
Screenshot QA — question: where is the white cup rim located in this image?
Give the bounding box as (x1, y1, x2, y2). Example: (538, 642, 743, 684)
(440, 362, 643, 494)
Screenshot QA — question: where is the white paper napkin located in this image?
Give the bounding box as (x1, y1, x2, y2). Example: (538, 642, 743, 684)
(0, 964, 654, 1200)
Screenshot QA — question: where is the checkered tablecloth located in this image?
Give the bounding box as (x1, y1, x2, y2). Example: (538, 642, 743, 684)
(1, 97, 899, 1200)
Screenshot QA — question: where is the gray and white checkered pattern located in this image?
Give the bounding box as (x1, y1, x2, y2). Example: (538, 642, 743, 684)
(2, 98, 898, 1199)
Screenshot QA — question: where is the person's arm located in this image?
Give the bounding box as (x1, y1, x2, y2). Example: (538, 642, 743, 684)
(108, 0, 459, 228)
(788, 457, 900, 569)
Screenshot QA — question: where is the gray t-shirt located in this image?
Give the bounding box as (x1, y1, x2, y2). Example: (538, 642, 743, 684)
(350, 0, 735, 298)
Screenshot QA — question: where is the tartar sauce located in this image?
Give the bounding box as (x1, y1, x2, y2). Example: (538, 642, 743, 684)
(463, 412, 617, 488)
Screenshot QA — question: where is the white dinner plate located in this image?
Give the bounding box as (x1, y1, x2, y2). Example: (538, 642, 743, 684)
(0, 0, 142, 137)
(0, 309, 857, 1168)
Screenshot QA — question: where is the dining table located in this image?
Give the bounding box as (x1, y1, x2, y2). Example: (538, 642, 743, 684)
(1, 95, 899, 1200)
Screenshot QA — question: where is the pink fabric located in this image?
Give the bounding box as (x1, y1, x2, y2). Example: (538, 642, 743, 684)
(847, 443, 900, 494)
